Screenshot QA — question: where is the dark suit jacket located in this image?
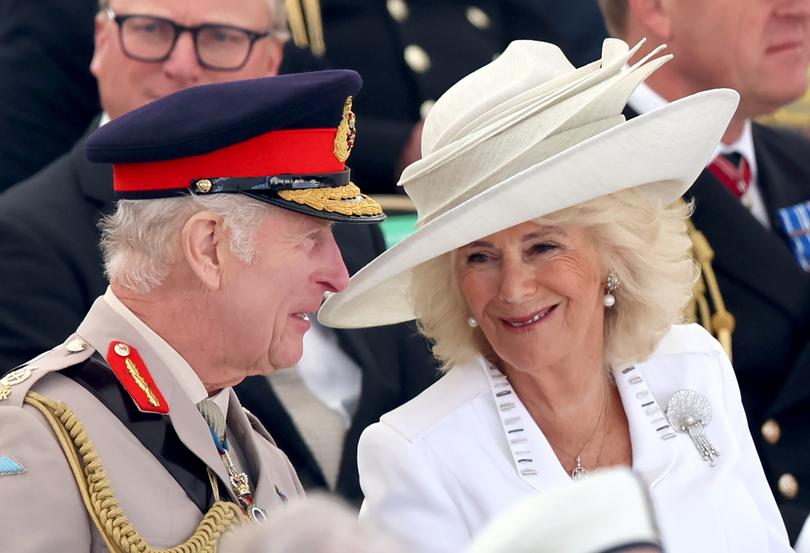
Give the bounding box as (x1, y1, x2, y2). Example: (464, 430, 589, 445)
(688, 123, 810, 542)
(627, 106, 810, 541)
(0, 0, 100, 191)
(0, 125, 440, 504)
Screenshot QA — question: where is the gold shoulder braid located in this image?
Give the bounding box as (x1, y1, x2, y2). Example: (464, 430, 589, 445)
(24, 392, 247, 553)
(685, 219, 735, 360)
(285, 0, 325, 57)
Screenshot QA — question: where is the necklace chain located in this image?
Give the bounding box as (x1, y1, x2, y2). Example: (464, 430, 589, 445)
(544, 379, 610, 480)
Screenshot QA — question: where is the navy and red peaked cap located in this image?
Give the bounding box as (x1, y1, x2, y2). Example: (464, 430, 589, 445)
(86, 70, 384, 223)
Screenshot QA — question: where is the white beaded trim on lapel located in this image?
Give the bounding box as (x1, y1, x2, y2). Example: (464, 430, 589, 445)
(618, 366, 676, 441)
(481, 362, 541, 481)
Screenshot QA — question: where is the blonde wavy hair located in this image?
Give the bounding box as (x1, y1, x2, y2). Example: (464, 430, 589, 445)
(411, 188, 698, 371)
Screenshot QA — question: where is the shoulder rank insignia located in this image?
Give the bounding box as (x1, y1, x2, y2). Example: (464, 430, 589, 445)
(107, 341, 169, 414)
(0, 366, 33, 402)
(0, 455, 26, 476)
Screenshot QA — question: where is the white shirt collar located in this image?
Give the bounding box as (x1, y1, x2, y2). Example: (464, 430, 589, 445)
(713, 120, 758, 180)
(103, 287, 227, 412)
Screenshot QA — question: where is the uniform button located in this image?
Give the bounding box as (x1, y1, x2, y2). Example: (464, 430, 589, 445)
(420, 99, 435, 119)
(404, 45, 431, 73)
(66, 338, 87, 353)
(778, 473, 799, 499)
(387, 0, 409, 22)
(761, 418, 781, 445)
(114, 342, 131, 357)
(466, 6, 491, 30)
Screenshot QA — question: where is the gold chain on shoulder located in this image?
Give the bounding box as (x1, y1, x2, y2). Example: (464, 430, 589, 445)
(278, 183, 383, 217)
(685, 219, 735, 360)
(24, 392, 247, 553)
(285, 0, 325, 57)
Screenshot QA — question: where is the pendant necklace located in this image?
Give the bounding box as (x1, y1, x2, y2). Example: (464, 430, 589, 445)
(546, 380, 609, 480)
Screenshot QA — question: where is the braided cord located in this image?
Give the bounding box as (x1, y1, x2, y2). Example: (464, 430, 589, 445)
(686, 220, 735, 361)
(25, 392, 247, 553)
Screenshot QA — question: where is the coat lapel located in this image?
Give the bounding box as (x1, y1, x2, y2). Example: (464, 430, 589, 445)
(74, 120, 116, 210)
(234, 376, 327, 490)
(614, 365, 678, 489)
(752, 123, 810, 226)
(77, 298, 233, 497)
(688, 171, 809, 326)
(226, 388, 279, 509)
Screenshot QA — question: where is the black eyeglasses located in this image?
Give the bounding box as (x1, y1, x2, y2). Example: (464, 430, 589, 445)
(106, 7, 270, 71)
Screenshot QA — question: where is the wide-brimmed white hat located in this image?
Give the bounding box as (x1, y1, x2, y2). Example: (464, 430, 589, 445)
(464, 468, 660, 553)
(319, 39, 739, 329)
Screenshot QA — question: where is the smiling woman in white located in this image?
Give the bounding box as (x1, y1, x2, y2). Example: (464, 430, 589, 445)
(318, 38, 792, 553)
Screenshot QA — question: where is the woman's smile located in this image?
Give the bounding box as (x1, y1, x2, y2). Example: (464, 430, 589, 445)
(498, 303, 559, 330)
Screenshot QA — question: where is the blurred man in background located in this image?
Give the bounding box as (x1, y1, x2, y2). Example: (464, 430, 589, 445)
(599, 0, 810, 548)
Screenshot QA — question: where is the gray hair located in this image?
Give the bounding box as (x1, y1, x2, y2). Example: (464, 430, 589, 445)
(99, 0, 289, 38)
(99, 194, 273, 293)
(411, 188, 698, 371)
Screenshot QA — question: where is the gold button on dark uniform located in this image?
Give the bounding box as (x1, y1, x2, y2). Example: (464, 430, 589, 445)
(466, 6, 491, 29)
(404, 45, 431, 73)
(387, 0, 408, 22)
(761, 418, 781, 444)
(420, 99, 435, 119)
(778, 473, 798, 499)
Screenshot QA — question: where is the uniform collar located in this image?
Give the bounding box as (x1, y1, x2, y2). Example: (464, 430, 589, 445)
(102, 287, 222, 410)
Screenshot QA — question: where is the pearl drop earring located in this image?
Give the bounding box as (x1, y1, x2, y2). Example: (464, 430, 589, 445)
(603, 271, 620, 308)
(467, 317, 479, 328)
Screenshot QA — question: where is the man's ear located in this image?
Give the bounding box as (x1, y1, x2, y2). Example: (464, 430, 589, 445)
(627, 0, 672, 41)
(181, 211, 229, 290)
(90, 11, 110, 78)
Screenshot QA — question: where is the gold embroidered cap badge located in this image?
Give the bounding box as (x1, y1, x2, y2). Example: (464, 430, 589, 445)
(333, 96, 357, 162)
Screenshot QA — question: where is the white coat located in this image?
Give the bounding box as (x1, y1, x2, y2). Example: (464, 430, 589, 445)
(357, 324, 792, 552)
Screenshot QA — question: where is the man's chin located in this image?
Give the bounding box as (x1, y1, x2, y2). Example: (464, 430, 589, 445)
(267, 348, 305, 374)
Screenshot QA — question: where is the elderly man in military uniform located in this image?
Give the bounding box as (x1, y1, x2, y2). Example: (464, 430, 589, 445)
(0, 70, 383, 552)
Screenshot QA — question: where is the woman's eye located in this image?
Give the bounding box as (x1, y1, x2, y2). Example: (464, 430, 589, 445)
(466, 252, 491, 264)
(530, 242, 558, 255)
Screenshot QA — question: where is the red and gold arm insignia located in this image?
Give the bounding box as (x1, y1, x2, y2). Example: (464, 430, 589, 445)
(107, 341, 169, 414)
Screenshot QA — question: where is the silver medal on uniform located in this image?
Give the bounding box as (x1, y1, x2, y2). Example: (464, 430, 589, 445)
(665, 389, 720, 466)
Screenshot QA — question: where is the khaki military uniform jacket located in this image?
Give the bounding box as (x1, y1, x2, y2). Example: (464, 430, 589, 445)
(0, 296, 303, 552)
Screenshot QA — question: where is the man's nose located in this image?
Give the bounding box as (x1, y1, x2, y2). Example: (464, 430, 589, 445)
(161, 31, 204, 84)
(317, 234, 351, 293)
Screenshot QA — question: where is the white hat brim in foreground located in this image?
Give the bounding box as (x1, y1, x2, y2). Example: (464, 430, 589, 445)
(319, 89, 739, 329)
(463, 468, 659, 553)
